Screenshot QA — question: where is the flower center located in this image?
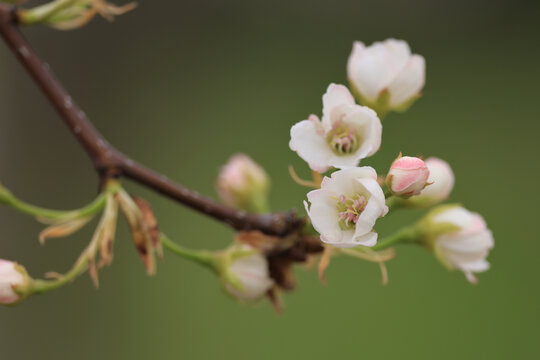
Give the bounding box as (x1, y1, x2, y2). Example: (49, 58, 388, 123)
(327, 121, 360, 154)
(336, 194, 368, 229)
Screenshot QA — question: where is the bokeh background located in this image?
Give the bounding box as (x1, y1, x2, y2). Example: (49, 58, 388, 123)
(1, 0, 539, 359)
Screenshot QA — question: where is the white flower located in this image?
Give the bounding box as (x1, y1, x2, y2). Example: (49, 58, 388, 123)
(386, 155, 430, 198)
(304, 167, 388, 248)
(407, 157, 454, 207)
(222, 245, 274, 301)
(347, 39, 425, 113)
(289, 84, 382, 172)
(0, 260, 26, 305)
(424, 205, 494, 284)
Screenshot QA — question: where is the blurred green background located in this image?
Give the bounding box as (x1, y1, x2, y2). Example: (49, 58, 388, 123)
(1, 0, 539, 359)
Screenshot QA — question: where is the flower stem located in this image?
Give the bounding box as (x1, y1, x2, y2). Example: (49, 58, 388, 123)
(371, 226, 420, 251)
(3, 191, 107, 221)
(160, 234, 217, 271)
(385, 196, 405, 212)
(30, 255, 89, 294)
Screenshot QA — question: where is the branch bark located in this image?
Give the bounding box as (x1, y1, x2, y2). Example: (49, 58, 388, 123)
(0, 4, 304, 237)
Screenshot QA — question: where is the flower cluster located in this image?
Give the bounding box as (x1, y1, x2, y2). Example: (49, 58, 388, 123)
(0, 37, 494, 310)
(290, 39, 493, 283)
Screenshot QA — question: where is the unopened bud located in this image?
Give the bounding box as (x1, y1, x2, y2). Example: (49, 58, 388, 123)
(416, 204, 493, 284)
(216, 154, 270, 213)
(0, 260, 31, 305)
(218, 244, 274, 302)
(386, 155, 429, 198)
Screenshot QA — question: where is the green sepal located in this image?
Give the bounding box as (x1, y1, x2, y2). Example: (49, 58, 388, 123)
(391, 93, 422, 113)
(215, 243, 260, 293)
(398, 195, 445, 209)
(221, 270, 245, 292)
(7, 263, 33, 306)
(348, 80, 422, 118)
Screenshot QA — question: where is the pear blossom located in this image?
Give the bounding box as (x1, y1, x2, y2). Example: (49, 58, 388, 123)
(422, 205, 494, 284)
(305, 167, 388, 248)
(289, 84, 382, 172)
(347, 39, 425, 113)
(0, 260, 26, 305)
(407, 157, 454, 207)
(386, 155, 430, 198)
(222, 244, 274, 301)
(216, 154, 270, 213)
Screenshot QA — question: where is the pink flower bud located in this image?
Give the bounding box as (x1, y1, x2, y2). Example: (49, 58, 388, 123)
(0, 260, 27, 305)
(386, 155, 430, 198)
(216, 154, 270, 213)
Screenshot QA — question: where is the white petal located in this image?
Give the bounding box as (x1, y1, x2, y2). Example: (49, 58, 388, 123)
(353, 231, 378, 247)
(326, 231, 377, 248)
(322, 84, 355, 127)
(434, 207, 477, 229)
(346, 41, 366, 76)
(347, 39, 411, 102)
(459, 259, 491, 273)
(226, 252, 274, 301)
(341, 106, 382, 158)
(440, 246, 490, 269)
(321, 229, 357, 248)
(289, 119, 333, 173)
(420, 157, 455, 199)
(437, 229, 494, 253)
(464, 271, 478, 284)
(387, 55, 425, 107)
(306, 189, 342, 243)
(326, 153, 366, 169)
(0, 261, 24, 304)
(353, 198, 383, 237)
(356, 178, 387, 213)
(321, 167, 377, 195)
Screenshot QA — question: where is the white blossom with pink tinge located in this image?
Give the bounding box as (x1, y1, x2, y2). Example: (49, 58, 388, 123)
(430, 206, 494, 284)
(347, 39, 425, 112)
(289, 84, 382, 173)
(222, 245, 274, 301)
(386, 155, 430, 198)
(0, 260, 25, 305)
(216, 154, 269, 212)
(304, 167, 388, 248)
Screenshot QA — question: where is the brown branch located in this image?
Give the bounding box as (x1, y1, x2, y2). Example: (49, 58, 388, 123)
(0, 4, 304, 237)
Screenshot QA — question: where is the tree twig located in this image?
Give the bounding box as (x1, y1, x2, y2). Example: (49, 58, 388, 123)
(0, 4, 304, 236)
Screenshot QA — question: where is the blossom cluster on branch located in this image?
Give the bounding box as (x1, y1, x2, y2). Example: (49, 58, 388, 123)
(289, 39, 493, 288)
(0, 1, 494, 311)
